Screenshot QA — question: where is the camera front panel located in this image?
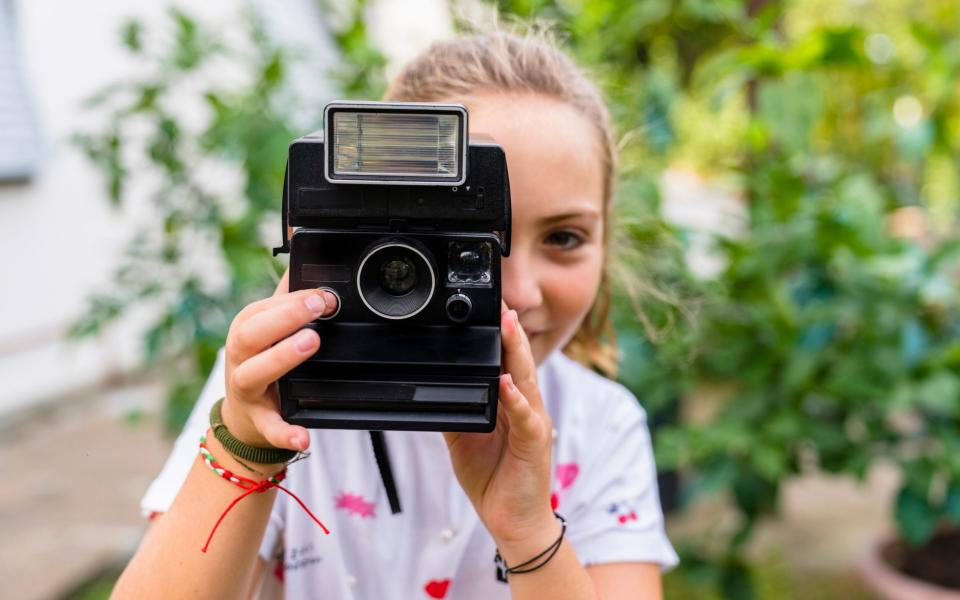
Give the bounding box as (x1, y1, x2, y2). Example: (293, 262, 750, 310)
(289, 229, 501, 327)
(281, 228, 502, 432)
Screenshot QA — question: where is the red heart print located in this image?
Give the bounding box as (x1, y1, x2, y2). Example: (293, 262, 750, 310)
(556, 463, 580, 490)
(273, 560, 284, 583)
(424, 579, 451, 598)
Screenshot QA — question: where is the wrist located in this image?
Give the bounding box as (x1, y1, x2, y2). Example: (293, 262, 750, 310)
(219, 396, 265, 447)
(203, 429, 285, 479)
(215, 397, 297, 465)
(491, 507, 560, 566)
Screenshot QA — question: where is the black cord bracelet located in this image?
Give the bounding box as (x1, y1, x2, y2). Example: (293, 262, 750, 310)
(494, 513, 567, 582)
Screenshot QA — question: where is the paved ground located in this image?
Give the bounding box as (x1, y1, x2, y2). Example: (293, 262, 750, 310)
(667, 465, 898, 574)
(0, 377, 172, 600)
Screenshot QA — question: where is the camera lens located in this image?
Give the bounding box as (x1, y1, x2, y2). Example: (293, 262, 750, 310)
(446, 293, 472, 323)
(357, 240, 436, 319)
(379, 255, 418, 295)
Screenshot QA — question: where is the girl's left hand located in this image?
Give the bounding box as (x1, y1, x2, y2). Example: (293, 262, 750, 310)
(443, 305, 556, 546)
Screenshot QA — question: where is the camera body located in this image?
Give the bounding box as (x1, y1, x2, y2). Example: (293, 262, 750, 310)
(273, 101, 511, 433)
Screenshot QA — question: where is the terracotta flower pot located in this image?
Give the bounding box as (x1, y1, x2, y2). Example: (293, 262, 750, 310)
(858, 535, 960, 600)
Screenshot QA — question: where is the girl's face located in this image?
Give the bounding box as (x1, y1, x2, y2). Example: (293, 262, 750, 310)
(463, 93, 606, 365)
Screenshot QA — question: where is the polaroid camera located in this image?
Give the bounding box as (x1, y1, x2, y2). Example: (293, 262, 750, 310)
(273, 101, 511, 433)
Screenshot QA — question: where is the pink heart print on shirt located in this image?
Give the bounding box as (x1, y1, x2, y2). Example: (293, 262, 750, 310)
(424, 578, 451, 598)
(334, 492, 376, 518)
(556, 463, 580, 490)
(551, 462, 580, 510)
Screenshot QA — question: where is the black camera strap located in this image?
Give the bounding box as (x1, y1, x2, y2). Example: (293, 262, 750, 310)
(369, 431, 402, 514)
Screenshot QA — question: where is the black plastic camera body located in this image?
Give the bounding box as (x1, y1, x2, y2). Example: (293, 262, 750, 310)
(273, 102, 511, 433)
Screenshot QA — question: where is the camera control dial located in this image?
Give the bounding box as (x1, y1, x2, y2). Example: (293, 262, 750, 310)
(445, 293, 473, 323)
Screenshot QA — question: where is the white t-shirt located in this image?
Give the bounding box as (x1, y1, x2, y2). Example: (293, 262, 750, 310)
(141, 348, 678, 598)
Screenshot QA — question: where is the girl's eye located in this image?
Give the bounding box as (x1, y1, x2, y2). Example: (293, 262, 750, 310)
(544, 230, 584, 250)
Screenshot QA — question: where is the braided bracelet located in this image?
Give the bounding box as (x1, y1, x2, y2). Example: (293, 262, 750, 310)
(198, 430, 330, 553)
(494, 513, 567, 582)
(210, 398, 298, 465)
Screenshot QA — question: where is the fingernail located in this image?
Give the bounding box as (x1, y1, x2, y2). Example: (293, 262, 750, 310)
(321, 290, 337, 311)
(294, 329, 317, 353)
(289, 436, 303, 451)
(503, 373, 515, 391)
(305, 294, 325, 317)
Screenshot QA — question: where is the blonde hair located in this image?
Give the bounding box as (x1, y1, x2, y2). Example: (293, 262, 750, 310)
(384, 28, 620, 377)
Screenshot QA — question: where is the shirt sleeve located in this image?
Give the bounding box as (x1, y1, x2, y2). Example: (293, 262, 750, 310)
(139, 347, 227, 517)
(562, 386, 679, 570)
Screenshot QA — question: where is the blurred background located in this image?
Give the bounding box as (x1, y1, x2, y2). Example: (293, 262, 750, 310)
(1, 0, 958, 598)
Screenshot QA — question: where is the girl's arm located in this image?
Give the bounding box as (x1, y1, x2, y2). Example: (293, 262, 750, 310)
(114, 272, 336, 599)
(112, 433, 280, 599)
(587, 562, 663, 599)
(490, 509, 663, 599)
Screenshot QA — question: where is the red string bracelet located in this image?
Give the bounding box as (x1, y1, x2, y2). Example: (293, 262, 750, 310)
(198, 429, 331, 553)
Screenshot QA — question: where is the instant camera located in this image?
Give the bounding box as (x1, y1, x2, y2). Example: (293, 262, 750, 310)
(273, 101, 511, 433)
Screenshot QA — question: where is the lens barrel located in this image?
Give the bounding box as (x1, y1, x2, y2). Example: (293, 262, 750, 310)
(358, 241, 436, 319)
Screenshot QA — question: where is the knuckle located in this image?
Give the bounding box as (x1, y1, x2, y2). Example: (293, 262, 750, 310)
(237, 297, 267, 320)
(519, 372, 538, 389)
(225, 329, 245, 365)
(286, 298, 312, 324)
(273, 342, 298, 369)
(231, 323, 259, 356)
(229, 364, 257, 396)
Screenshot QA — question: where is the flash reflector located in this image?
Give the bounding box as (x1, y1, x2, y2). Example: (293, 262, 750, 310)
(324, 102, 467, 185)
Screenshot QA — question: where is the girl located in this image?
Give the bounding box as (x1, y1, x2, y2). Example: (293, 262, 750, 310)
(114, 28, 677, 600)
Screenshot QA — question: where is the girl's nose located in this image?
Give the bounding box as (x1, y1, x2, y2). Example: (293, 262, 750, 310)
(501, 253, 543, 312)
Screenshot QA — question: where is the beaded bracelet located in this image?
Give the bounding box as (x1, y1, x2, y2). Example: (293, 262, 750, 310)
(210, 398, 298, 465)
(199, 430, 330, 553)
(494, 512, 567, 582)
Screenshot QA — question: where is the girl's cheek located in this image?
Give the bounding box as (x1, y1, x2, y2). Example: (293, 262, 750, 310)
(542, 256, 603, 336)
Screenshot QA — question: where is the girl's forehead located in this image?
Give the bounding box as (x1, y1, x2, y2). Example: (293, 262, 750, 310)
(465, 94, 605, 220)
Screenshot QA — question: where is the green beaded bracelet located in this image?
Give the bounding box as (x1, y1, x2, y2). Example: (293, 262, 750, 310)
(209, 398, 298, 465)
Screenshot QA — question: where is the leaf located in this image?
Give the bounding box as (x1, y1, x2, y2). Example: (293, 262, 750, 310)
(945, 487, 960, 525)
(120, 20, 143, 53)
(733, 472, 779, 521)
(719, 560, 755, 600)
(894, 486, 940, 547)
(916, 371, 960, 417)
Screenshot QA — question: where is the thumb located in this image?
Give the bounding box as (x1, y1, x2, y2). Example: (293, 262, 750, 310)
(249, 403, 310, 452)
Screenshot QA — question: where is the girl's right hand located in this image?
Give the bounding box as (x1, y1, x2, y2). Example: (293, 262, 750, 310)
(220, 270, 338, 454)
